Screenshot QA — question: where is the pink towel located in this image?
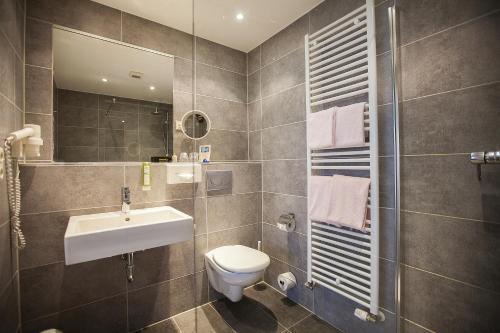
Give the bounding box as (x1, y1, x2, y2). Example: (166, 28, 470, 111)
(308, 108, 336, 149)
(309, 176, 334, 223)
(327, 175, 370, 230)
(333, 103, 366, 148)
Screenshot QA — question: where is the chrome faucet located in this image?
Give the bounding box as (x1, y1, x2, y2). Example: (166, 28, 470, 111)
(121, 186, 131, 213)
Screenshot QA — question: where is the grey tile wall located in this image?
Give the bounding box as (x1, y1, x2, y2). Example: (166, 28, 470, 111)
(0, 0, 24, 331)
(18, 160, 262, 332)
(251, 1, 398, 332)
(397, 1, 500, 332)
(55, 89, 173, 162)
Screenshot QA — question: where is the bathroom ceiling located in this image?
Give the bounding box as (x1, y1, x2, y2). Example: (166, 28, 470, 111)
(91, 0, 323, 52)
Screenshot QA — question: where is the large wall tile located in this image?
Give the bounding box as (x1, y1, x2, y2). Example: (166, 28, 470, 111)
(261, 83, 305, 129)
(261, 47, 305, 98)
(20, 258, 126, 321)
(0, 0, 24, 57)
(264, 257, 313, 310)
(20, 165, 124, 213)
(263, 159, 307, 196)
(58, 126, 97, 147)
(27, 0, 121, 40)
(0, 279, 19, 333)
(122, 12, 192, 59)
(21, 294, 127, 333)
(262, 122, 306, 160)
(0, 32, 17, 102)
(196, 94, 247, 131)
(248, 100, 262, 131)
(127, 273, 203, 331)
(249, 131, 262, 161)
(400, 12, 500, 100)
(19, 206, 120, 270)
(309, 0, 365, 34)
(198, 130, 248, 161)
(263, 192, 307, 235)
(196, 63, 246, 103)
(26, 18, 52, 68)
(207, 223, 261, 251)
(206, 163, 262, 194)
(401, 83, 500, 155)
(376, 52, 392, 106)
(262, 223, 307, 271)
(130, 235, 206, 290)
(261, 14, 308, 67)
(314, 283, 395, 333)
(401, 155, 500, 222)
(58, 106, 98, 128)
(247, 70, 261, 103)
(401, 265, 500, 333)
(174, 58, 193, 93)
(196, 37, 246, 74)
(398, 0, 500, 46)
(25, 65, 52, 114)
(0, 222, 14, 292)
(402, 211, 500, 293)
(247, 45, 261, 74)
(207, 193, 262, 232)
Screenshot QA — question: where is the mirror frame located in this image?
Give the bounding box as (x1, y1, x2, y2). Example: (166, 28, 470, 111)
(180, 110, 211, 140)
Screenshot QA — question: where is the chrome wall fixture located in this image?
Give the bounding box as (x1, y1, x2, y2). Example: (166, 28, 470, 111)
(470, 151, 500, 180)
(388, 4, 401, 333)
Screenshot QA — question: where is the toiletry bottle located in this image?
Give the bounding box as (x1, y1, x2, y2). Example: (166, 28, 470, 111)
(172, 153, 177, 162)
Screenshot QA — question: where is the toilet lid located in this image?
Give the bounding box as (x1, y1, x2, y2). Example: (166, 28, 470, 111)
(212, 245, 270, 273)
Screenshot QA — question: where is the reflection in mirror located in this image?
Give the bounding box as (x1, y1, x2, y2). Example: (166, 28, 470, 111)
(181, 110, 211, 140)
(53, 27, 174, 162)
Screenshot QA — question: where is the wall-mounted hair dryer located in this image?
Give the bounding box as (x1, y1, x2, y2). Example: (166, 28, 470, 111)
(2, 124, 43, 250)
(7, 124, 44, 158)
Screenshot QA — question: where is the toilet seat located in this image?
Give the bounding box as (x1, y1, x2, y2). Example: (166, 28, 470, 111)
(212, 245, 270, 273)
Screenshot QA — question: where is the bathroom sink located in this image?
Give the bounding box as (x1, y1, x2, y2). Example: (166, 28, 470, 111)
(64, 206, 193, 265)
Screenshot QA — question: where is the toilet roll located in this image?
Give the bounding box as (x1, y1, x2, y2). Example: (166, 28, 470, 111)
(277, 272, 296, 291)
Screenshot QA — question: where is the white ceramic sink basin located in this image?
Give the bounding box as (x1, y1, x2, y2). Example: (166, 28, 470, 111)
(64, 206, 193, 265)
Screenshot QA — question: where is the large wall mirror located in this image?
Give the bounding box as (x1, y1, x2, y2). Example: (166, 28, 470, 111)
(53, 27, 174, 162)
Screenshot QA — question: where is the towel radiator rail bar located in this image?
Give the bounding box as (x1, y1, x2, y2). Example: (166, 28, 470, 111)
(305, 0, 380, 317)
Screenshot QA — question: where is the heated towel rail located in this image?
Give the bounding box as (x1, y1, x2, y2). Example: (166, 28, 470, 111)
(305, 0, 380, 317)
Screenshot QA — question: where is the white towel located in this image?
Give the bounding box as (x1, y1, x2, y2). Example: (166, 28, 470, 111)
(333, 103, 366, 148)
(307, 107, 336, 149)
(327, 175, 370, 230)
(309, 176, 334, 223)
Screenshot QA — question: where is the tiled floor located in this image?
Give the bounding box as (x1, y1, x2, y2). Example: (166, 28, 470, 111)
(137, 282, 341, 333)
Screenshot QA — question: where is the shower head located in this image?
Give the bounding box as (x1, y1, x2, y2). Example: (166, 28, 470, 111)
(105, 97, 116, 117)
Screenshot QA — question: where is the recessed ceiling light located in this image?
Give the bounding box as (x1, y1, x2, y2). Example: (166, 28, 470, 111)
(236, 13, 244, 21)
(149, 86, 156, 91)
(101, 78, 108, 82)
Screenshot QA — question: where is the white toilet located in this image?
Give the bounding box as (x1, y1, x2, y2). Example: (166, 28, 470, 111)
(205, 245, 270, 302)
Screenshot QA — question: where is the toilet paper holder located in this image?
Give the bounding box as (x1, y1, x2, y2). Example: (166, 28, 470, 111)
(277, 213, 296, 232)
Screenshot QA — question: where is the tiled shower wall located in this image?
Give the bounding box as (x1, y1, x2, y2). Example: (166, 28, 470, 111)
(252, 0, 500, 333)
(55, 88, 173, 162)
(18, 0, 261, 331)
(397, 1, 500, 332)
(0, 0, 24, 331)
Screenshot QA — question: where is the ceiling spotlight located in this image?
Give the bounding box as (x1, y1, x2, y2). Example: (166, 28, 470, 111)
(236, 13, 244, 21)
(149, 86, 156, 91)
(101, 78, 108, 82)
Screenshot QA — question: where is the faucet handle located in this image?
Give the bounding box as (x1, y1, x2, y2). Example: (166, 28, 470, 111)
(122, 186, 131, 204)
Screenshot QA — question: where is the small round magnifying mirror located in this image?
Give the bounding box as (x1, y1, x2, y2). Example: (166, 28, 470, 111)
(181, 110, 211, 140)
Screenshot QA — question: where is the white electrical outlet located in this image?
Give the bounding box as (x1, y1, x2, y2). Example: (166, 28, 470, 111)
(0, 147, 4, 180)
